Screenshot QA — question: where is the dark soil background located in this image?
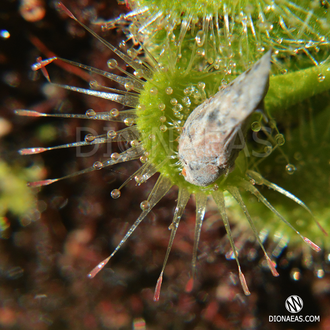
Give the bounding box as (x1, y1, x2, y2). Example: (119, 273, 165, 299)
(0, 0, 329, 329)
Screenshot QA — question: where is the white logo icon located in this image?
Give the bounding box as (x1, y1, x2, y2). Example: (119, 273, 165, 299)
(285, 295, 304, 314)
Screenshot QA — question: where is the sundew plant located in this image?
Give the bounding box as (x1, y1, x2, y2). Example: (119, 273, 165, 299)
(17, 0, 330, 300)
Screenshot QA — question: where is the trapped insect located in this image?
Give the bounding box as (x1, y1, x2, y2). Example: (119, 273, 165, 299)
(178, 50, 271, 187)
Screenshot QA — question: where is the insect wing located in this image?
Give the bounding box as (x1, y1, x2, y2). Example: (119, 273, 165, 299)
(216, 49, 271, 127)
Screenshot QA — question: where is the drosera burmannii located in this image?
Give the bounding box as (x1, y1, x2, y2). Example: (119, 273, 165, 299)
(15, 1, 330, 301)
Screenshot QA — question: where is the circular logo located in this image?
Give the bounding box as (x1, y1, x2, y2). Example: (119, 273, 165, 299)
(285, 295, 304, 314)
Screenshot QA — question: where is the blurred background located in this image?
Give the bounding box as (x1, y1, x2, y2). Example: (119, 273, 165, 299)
(0, 0, 329, 329)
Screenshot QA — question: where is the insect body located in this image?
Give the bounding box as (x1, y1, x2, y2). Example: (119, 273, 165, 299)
(178, 50, 272, 186)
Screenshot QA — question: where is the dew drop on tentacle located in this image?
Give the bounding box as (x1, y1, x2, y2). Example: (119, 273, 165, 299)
(134, 174, 144, 184)
(84, 134, 95, 143)
(107, 130, 117, 139)
(110, 108, 119, 118)
(93, 161, 103, 170)
(107, 58, 118, 69)
(111, 189, 121, 199)
(290, 268, 301, 281)
(165, 87, 173, 95)
(158, 103, 166, 111)
(85, 109, 96, 118)
(111, 152, 120, 161)
(140, 200, 150, 211)
(285, 163, 296, 175)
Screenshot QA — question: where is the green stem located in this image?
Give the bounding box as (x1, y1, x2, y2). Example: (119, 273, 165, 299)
(266, 62, 330, 114)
